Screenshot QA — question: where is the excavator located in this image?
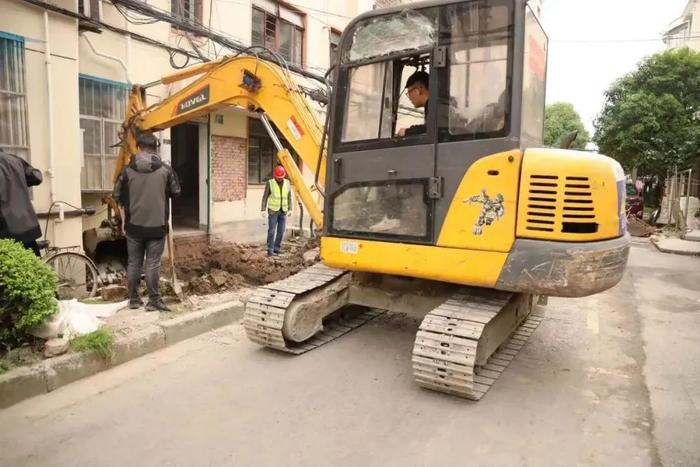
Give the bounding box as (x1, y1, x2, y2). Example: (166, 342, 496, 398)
(110, 0, 630, 400)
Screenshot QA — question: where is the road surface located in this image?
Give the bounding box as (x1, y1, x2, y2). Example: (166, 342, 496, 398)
(1, 239, 698, 466)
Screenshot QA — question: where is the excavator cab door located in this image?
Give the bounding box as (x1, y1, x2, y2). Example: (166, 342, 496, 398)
(326, 8, 441, 244)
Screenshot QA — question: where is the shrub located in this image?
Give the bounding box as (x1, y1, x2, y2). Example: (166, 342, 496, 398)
(70, 329, 113, 359)
(0, 359, 11, 374)
(0, 239, 57, 350)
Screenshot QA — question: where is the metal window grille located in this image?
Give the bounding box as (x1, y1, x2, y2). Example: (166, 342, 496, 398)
(251, 8, 303, 67)
(79, 76, 128, 192)
(171, 0, 201, 23)
(0, 34, 30, 161)
(247, 118, 300, 185)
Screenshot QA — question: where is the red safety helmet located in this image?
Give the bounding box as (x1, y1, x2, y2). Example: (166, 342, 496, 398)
(273, 165, 286, 180)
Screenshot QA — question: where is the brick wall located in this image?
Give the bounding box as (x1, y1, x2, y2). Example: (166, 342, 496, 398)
(212, 135, 246, 202)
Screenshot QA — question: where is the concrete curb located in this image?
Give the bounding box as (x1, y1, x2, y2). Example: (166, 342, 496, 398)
(0, 300, 244, 410)
(650, 237, 700, 256)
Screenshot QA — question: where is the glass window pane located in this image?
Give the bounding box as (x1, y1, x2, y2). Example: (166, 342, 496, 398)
(521, 8, 547, 147)
(104, 156, 117, 190)
(292, 28, 303, 67)
(247, 137, 260, 184)
(265, 14, 276, 50)
(332, 181, 428, 238)
(261, 143, 273, 181)
(82, 155, 102, 191)
(252, 9, 265, 46)
(104, 121, 121, 155)
(0, 37, 29, 161)
(278, 22, 293, 63)
(345, 9, 436, 62)
(80, 119, 101, 155)
(379, 64, 395, 138)
(341, 62, 385, 142)
(440, 4, 510, 140)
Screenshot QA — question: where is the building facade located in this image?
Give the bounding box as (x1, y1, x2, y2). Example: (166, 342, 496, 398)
(0, 0, 373, 251)
(663, 0, 700, 50)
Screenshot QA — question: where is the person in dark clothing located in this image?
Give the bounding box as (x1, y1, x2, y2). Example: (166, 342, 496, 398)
(260, 165, 292, 257)
(113, 132, 181, 312)
(398, 70, 430, 137)
(0, 150, 43, 256)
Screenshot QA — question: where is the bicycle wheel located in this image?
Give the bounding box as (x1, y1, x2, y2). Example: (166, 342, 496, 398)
(45, 252, 100, 299)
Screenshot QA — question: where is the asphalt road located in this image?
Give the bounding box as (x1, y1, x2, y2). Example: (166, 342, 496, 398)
(1, 239, 698, 467)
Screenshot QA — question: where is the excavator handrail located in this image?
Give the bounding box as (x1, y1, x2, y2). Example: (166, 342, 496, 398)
(113, 54, 328, 229)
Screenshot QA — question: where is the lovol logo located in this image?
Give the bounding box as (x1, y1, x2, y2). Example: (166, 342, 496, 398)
(176, 85, 210, 115)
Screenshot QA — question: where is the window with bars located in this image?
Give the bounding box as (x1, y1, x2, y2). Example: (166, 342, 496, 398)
(79, 76, 128, 192)
(251, 8, 303, 67)
(330, 30, 341, 66)
(171, 0, 203, 24)
(78, 0, 102, 21)
(0, 34, 30, 162)
(247, 118, 299, 185)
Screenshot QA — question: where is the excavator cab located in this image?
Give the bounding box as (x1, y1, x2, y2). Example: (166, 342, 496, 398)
(321, 0, 628, 297)
(326, 0, 537, 244)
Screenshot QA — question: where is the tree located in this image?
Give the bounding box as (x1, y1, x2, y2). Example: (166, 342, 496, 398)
(543, 102, 590, 150)
(594, 48, 700, 177)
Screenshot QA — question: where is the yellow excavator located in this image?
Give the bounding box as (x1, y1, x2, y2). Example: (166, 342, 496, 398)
(112, 0, 630, 400)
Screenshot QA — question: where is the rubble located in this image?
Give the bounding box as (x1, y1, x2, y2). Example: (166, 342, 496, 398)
(43, 338, 69, 358)
(101, 284, 128, 301)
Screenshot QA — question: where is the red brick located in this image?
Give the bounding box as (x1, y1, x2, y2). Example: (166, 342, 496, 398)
(211, 135, 246, 202)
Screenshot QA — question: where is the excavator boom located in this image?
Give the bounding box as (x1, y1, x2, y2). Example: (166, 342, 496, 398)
(113, 55, 327, 228)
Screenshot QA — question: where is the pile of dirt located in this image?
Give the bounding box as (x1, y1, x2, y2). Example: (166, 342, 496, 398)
(175, 237, 319, 295)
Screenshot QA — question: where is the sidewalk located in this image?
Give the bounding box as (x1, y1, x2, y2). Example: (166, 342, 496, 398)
(0, 297, 244, 409)
(651, 231, 700, 256)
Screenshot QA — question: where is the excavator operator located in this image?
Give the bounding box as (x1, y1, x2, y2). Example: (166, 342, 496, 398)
(397, 70, 430, 137)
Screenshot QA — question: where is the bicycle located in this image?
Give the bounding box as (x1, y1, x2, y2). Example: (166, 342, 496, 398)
(38, 203, 101, 299)
(38, 240, 100, 299)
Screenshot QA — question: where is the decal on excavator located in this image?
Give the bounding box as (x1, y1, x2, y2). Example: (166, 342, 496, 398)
(464, 189, 505, 235)
(175, 85, 210, 115)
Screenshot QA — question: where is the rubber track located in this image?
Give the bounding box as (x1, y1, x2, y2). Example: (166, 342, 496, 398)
(412, 291, 543, 400)
(243, 263, 384, 354)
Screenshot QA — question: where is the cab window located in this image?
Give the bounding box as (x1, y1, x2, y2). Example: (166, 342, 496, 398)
(437, 1, 512, 142)
(341, 57, 431, 143)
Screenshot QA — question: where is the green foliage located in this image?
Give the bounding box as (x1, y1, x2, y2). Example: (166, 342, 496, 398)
(0, 359, 11, 375)
(70, 329, 113, 359)
(594, 48, 700, 176)
(544, 102, 591, 149)
(0, 239, 57, 350)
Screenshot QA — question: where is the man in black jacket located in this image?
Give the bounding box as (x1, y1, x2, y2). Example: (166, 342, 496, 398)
(0, 150, 43, 256)
(113, 133, 181, 311)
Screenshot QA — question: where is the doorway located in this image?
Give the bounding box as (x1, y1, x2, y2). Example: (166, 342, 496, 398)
(171, 123, 200, 228)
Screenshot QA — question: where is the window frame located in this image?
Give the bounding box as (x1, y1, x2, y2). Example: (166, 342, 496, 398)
(0, 32, 31, 163)
(171, 0, 203, 25)
(78, 0, 102, 21)
(333, 48, 437, 153)
(247, 117, 301, 186)
(251, 7, 304, 67)
(78, 75, 129, 193)
(328, 178, 433, 243)
(436, 0, 515, 144)
(329, 28, 341, 66)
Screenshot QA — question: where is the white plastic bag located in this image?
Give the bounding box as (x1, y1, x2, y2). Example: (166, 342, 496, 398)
(29, 299, 128, 340)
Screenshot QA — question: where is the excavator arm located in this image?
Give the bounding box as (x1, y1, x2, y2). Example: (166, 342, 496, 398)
(113, 55, 327, 228)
